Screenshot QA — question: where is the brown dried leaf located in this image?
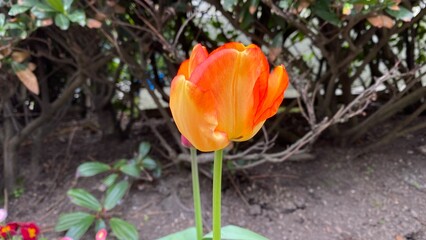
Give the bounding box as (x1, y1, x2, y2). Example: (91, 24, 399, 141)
(95, 12, 107, 21)
(15, 68, 39, 95)
(28, 62, 37, 71)
(395, 235, 406, 240)
(42, 18, 53, 26)
(87, 18, 102, 29)
(367, 15, 394, 29)
(249, 6, 257, 15)
(0, 45, 12, 59)
(11, 51, 30, 63)
(114, 5, 126, 14)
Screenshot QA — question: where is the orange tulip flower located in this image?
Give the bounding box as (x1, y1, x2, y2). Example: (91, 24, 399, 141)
(170, 42, 289, 152)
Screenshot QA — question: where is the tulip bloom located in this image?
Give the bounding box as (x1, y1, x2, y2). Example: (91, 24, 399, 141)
(170, 42, 289, 151)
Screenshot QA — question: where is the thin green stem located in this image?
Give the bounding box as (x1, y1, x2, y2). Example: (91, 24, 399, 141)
(212, 149, 224, 240)
(191, 148, 203, 240)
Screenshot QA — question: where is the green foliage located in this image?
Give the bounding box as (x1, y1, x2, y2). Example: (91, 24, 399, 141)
(203, 225, 269, 240)
(67, 189, 102, 212)
(77, 162, 111, 177)
(56, 142, 159, 239)
(55, 212, 94, 232)
(110, 218, 139, 240)
(157, 227, 197, 240)
(103, 180, 129, 211)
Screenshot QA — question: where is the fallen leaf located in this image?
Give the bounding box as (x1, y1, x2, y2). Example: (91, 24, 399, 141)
(15, 67, 39, 95)
(114, 5, 126, 14)
(395, 234, 406, 240)
(11, 51, 30, 63)
(42, 18, 53, 26)
(367, 15, 394, 29)
(28, 62, 37, 71)
(87, 18, 102, 29)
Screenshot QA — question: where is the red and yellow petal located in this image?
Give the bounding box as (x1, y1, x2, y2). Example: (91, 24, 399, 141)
(254, 65, 289, 125)
(190, 45, 269, 141)
(170, 75, 229, 152)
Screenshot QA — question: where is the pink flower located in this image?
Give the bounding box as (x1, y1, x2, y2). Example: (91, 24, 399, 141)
(96, 228, 107, 240)
(0, 209, 7, 222)
(60, 237, 73, 240)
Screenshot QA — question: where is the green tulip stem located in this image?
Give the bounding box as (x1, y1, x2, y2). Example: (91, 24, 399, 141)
(191, 148, 204, 240)
(213, 149, 224, 240)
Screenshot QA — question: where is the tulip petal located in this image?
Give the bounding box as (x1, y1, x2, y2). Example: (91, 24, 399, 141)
(170, 75, 229, 152)
(254, 65, 289, 125)
(190, 46, 269, 141)
(177, 44, 208, 79)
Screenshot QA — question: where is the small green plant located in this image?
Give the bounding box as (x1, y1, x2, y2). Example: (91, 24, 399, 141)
(55, 142, 161, 240)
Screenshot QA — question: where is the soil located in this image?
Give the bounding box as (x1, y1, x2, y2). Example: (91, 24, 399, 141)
(3, 123, 426, 240)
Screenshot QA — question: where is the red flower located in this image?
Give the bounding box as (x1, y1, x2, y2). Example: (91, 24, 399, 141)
(0, 222, 18, 238)
(20, 223, 39, 240)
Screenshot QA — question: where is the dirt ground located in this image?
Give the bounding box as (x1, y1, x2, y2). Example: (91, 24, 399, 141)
(4, 124, 426, 240)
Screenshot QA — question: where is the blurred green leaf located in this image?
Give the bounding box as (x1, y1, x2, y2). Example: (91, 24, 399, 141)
(46, 0, 64, 12)
(0, 14, 5, 26)
(386, 6, 413, 22)
(8, 5, 32, 16)
(138, 142, 151, 158)
(63, 0, 74, 12)
(120, 163, 141, 178)
(55, 13, 70, 30)
(102, 173, 119, 188)
(21, 0, 38, 6)
(77, 162, 111, 177)
(65, 215, 95, 240)
(157, 227, 197, 240)
(67, 189, 102, 212)
(311, 0, 341, 26)
(68, 9, 85, 26)
(110, 218, 139, 240)
(203, 225, 268, 240)
(95, 219, 107, 232)
(55, 212, 94, 232)
(104, 180, 128, 211)
(113, 159, 128, 169)
(142, 157, 157, 170)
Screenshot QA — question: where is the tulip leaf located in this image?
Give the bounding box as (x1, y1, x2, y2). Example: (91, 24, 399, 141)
(156, 227, 197, 240)
(67, 189, 102, 212)
(77, 162, 111, 177)
(65, 215, 95, 240)
(110, 218, 139, 240)
(138, 142, 151, 158)
(55, 212, 93, 232)
(203, 225, 268, 240)
(103, 180, 128, 211)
